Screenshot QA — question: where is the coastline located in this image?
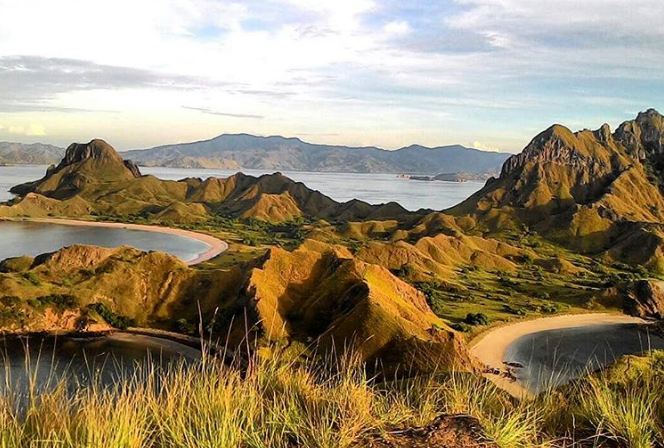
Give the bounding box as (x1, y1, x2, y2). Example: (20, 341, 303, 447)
(0, 330, 202, 360)
(469, 313, 650, 398)
(0, 217, 228, 265)
(107, 331, 202, 360)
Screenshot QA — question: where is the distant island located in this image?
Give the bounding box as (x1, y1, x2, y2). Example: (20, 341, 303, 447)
(408, 172, 491, 182)
(0, 135, 509, 176)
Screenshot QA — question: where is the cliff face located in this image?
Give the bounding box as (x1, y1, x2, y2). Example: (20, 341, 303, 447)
(55, 140, 141, 176)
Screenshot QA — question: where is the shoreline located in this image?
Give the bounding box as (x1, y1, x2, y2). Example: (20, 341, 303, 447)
(469, 313, 650, 398)
(0, 217, 228, 265)
(0, 330, 202, 360)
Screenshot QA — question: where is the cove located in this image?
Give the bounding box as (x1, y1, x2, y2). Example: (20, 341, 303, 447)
(0, 220, 226, 264)
(471, 313, 664, 396)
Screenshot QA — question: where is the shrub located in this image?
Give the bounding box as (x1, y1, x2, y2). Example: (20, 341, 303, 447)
(21, 271, 41, 286)
(464, 312, 489, 326)
(175, 318, 197, 336)
(30, 294, 77, 311)
(502, 304, 527, 316)
(88, 303, 135, 329)
(450, 322, 473, 332)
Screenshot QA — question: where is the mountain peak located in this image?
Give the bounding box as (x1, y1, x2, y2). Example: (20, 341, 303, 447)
(499, 123, 580, 177)
(615, 108, 664, 160)
(62, 139, 119, 164)
(638, 108, 662, 119)
(59, 139, 141, 178)
(10, 139, 141, 197)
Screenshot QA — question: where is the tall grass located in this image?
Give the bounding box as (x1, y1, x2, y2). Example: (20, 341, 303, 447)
(0, 347, 661, 447)
(575, 363, 663, 448)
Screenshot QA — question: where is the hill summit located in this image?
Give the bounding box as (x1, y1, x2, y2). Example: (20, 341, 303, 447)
(450, 109, 664, 270)
(11, 139, 141, 198)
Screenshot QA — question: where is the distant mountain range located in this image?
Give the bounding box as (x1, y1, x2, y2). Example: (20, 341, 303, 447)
(122, 134, 510, 175)
(0, 134, 510, 176)
(0, 142, 64, 165)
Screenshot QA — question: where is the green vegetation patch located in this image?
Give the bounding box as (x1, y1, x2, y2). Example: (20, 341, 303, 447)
(88, 303, 135, 330)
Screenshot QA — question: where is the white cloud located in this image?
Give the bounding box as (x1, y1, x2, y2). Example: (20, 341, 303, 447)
(0, 0, 661, 151)
(471, 141, 501, 152)
(383, 20, 411, 35)
(5, 123, 46, 136)
(448, 0, 664, 47)
(26, 123, 46, 136)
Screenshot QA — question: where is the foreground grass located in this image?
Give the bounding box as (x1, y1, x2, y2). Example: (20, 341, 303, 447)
(0, 349, 662, 447)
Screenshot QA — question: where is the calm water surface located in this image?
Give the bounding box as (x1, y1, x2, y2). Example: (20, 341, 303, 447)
(0, 165, 484, 211)
(0, 165, 45, 202)
(504, 324, 664, 393)
(0, 334, 198, 399)
(0, 221, 210, 262)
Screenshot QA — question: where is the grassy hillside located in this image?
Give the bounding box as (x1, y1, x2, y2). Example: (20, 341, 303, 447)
(2, 140, 419, 224)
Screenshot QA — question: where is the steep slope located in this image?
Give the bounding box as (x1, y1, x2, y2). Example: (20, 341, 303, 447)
(0, 245, 243, 330)
(0, 142, 64, 165)
(3, 139, 420, 223)
(124, 133, 509, 175)
(237, 240, 475, 372)
(448, 109, 664, 270)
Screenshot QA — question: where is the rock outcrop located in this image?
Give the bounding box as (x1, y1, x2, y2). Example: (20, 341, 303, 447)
(10, 139, 141, 198)
(619, 280, 664, 319)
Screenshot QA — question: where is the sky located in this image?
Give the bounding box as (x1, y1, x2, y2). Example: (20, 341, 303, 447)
(0, 0, 662, 153)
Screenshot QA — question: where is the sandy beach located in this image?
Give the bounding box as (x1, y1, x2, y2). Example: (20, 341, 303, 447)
(2, 217, 228, 265)
(108, 331, 202, 360)
(469, 313, 651, 397)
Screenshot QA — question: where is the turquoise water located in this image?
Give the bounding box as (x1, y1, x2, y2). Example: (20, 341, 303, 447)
(0, 221, 210, 262)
